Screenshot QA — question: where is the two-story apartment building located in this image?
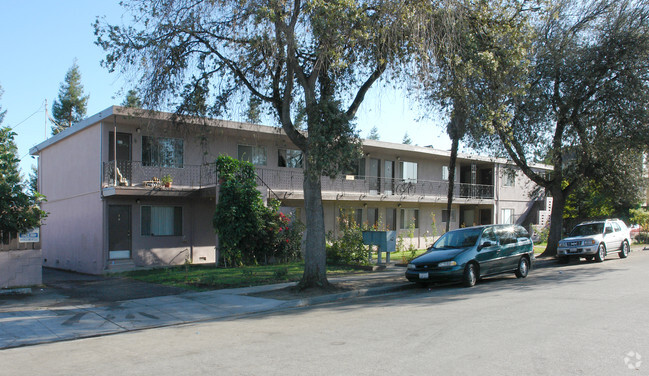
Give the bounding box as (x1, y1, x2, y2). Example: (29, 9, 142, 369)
(30, 106, 552, 274)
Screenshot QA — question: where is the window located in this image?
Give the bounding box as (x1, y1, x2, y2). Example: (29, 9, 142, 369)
(278, 149, 303, 168)
(400, 161, 418, 183)
(238, 145, 267, 166)
(345, 158, 366, 179)
(442, 166, 449, 181)
(515, 226, 530, 238)
(482, 227, 497, 243)
(442, 209, 456, 223)
(339, 208, 363, 227)
(612, 222, 621, 232)
(503, 170, 516, 187)
(367, 208, 379, 229)
(501, 209, 514, 225)
(400, 208, 419, 229)
(141, 206, 182, 236)
(142, 136, 184, 168)
(495, 226, 517, 245)
(386, 208, 397, 231)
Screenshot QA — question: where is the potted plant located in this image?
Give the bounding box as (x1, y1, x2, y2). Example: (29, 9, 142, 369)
(161, 174, 173, 187)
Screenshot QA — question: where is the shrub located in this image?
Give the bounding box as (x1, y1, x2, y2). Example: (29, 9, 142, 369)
(326, 213, 368, 265)
(634, 232, 649, 244)
(213, 156, 304, 266)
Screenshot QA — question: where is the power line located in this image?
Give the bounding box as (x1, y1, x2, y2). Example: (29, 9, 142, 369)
(8, 101, 46, 131)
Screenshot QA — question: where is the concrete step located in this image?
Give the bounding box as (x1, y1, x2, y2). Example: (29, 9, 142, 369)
(105, 259, 136, 273)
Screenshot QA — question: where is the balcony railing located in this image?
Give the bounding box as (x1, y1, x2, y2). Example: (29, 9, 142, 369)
(256, 167, 495, 200)
(103, 161, 217, 189)
(102, 162, 494, 200)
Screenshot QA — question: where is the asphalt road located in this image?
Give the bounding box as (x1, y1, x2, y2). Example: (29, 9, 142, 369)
(2, 250, 649, 375)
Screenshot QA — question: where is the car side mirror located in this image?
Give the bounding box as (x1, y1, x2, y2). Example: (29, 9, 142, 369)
(479, 241, 493, 250)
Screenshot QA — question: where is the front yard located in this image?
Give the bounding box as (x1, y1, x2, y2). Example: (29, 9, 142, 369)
(122, 263, 371, 291)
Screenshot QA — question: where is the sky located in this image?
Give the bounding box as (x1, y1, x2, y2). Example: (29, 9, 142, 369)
(0, 1, 452, 177)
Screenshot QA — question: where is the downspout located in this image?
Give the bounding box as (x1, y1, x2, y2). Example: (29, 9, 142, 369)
(114, 117, 117, 187)
(495, 163, 500, 224)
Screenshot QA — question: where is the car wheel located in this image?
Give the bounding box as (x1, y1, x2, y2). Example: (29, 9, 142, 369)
(595, 243, 606, 262)
(619, 240, 629, 259)
(463, 263, 478, 287)
(557, 256, 569, 264)
(515, 257, 529, 278)
(585, 255, 594, 262)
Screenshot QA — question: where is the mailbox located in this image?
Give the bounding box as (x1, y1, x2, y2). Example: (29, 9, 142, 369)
(362, 230, 396, 264)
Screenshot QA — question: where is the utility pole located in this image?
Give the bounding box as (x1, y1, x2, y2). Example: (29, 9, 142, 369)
(44, 99, 48, 140)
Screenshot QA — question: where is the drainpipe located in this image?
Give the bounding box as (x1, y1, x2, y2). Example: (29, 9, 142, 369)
(113, 117, 117, 187)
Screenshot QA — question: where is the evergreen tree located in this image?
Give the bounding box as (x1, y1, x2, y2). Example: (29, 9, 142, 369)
(245, 96, 262, 124)
(367, 126, 380, 140)
(402, 132, 412, 145)
(0, 87, 46, 242)
(51, 61, 89, 135)
(122, 89, 141, 108)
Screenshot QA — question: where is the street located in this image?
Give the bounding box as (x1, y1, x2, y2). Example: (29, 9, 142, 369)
(2, 250, 649, 375)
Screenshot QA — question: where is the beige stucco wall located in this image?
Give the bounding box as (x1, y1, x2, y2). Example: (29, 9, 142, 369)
(493, 164, 544, 225)
(0, 249, 42, 288)
(114, 196, 216, 267)
(39, 124, 104, 274)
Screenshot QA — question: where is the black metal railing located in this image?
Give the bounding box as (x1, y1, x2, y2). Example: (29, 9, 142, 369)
(103, 161, 217, 188)
(102, 162, 494, 200)
(255, 167, 495, 200)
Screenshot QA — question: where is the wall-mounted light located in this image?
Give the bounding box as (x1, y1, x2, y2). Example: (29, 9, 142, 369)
(363, 203, 367, 208)
(136, 199, 141, 204)
(396, 156, 401, 161)
(136, 127, 141, 133)
(397, 203, 402, 208)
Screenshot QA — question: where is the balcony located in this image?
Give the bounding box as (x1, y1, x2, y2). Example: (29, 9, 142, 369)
(102, 162, 494, 202)
(256, 168, 494, 202)
(102, 161, 217, 192)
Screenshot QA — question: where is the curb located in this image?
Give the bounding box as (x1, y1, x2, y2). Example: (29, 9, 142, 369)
(0, 288, 32, 296)
(280, 282, 414, 309)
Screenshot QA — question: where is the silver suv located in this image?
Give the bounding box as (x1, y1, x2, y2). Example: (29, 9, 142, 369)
(557, 219, 631, 263)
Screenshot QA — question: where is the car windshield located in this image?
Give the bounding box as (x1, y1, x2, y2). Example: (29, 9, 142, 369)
(431, 228, 483, 250)
(570, 223, 604, 237)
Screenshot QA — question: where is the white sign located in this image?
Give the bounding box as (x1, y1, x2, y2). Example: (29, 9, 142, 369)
(18, 228, 40, 243)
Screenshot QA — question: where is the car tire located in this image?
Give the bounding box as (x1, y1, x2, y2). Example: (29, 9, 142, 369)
(595, 243, 606, 262)
(557, 256, 569, 264)
(619, 240, 629, 259)
(515, 257, 529, 278)
(463, 263, 478, 287)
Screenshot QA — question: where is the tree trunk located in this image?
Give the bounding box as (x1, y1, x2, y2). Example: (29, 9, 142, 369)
(539, 186, 566, 258)
(299, 159, 329, 289)
(445, 136, 460, 233)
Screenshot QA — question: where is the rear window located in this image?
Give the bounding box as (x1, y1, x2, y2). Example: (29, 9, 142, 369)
(515, 226, 529, 238)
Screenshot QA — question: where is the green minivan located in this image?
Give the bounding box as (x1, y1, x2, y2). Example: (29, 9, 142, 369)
(405, 224, 534, 287)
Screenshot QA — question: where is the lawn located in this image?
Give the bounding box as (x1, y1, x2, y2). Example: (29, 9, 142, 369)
(122, 263, 369, 291)
(533, 242, 547, 255)
(388, 249, 428, 263)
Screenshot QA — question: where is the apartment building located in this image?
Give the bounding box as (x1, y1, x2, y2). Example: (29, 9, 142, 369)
(30, 106, 552, 274)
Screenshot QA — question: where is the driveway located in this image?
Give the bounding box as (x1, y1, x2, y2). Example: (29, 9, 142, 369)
(0, 268, 186, 312)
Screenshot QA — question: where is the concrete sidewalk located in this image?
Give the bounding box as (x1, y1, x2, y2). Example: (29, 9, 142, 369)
(0, 267, 411, 350)
(0, 256, 566, 350)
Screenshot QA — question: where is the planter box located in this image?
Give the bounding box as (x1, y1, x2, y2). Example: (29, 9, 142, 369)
(0, 249, 42, 289)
